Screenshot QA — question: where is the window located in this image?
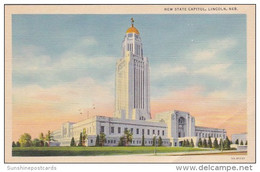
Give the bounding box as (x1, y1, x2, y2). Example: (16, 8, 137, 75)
(124, 128, 127, 132)
(162, 130, 164, 136)
(131, 128, 133, 134)
(108, 140, 110, 144)
(118, 127, 121, 134)
(136, 128, 139, 134)
(153, 130, 155, 135)
(158, 130, 160, 136)
(147, 129, 150, 135)
(91, 139, 93, 143)
(100, 126, 105, 133)
(111, 127, 114, 134)
(142, 129, 144, 135)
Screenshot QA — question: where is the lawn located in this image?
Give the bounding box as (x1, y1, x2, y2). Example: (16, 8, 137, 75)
(12, 146, 212, 156)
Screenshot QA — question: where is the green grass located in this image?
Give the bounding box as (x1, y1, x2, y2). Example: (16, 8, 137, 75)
(12, 146, 212, 156)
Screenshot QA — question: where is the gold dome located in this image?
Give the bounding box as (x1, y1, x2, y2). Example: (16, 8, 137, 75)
(126, 26, 140, 34)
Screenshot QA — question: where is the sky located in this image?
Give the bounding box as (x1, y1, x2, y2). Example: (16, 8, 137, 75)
(12, 14, 247, 141)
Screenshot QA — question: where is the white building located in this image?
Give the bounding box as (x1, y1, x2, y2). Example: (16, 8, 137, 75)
(231, 133, 247, 145)
(52, 19, 227, 147)
(115, 18, 150, 121)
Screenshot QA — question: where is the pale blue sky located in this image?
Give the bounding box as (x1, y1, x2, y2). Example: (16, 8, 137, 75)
(12, 14, 246, 99)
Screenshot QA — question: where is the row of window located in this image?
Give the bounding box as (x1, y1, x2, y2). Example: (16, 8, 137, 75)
(102, 139, 169, 145)
(133, 63, 144, 109)
(101, 126, 165, 136)
(127, 33, 139, 39)
(135, 44, 142, 56)
(139, 116, 146, 120)
(126, 43, 142, 57)
(196, 132, 225, 138)
(127, 43, 134, 52)
(73, 126, 94, 137)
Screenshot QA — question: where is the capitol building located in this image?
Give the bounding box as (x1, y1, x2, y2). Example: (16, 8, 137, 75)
(52, 19, 227, 147)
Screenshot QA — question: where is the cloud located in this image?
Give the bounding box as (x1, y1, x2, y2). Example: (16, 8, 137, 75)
(12, 77, 114, 141)
(193, 50, 216, 61)
(12, 36, 117, 141)
(151, 64, 189, 80)
(193, 63, 232, 79)
(192, 38, 237, 61)
(13, 37, 116, 86)
(151, 86, 247, 138)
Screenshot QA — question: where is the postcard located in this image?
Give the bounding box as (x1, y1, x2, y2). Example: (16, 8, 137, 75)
(4, 4, 255, 163)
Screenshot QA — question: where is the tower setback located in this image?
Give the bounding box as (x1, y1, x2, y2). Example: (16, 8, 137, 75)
(115, 19, 151, 120)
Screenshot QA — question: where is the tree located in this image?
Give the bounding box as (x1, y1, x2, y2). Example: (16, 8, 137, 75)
(39, 132, 45, 147)
(213, 138, 219, 149)
(141, 134, 145, 146)
(203, 138, 207, 148)
(198, 138, 203, 147)
(235, 139, 239, 145)
(99, 133, 106, 147)
(82, 128, 87, 146)
(44, 142, 49, 147)
(183, 140, 186, 147)
(208, 137, 213, 148)
(118, 136, 125, 146)
(152, 136, 156, 146)
(240, 140, 244, 145)
(186, 139, 190, 147)
(45, 130, 54, 147)
(95, 135, 100, 146)
(12, 141, 16, 147)
(19, 133, 32, 147)
(245, 140, 248, 145)
(32, 138, 41, 147)
(190, 139, 194, 147)
(158, 136, 162, 146)
(78, 132, 83, 146)
(16, 141, 20, 147)
(70, 137, 76, 146)
(219, 138, 223, 151)
(124, 129, 133, 146)
(224, 137, 231, 150)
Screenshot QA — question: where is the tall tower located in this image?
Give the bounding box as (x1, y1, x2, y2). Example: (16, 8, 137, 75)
(115, 18, 151, 120)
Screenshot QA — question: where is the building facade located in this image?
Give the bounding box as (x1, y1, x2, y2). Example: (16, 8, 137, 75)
(115, 19, 150, 121)
(231, 133, 247, 145)
(52, 19, 227, 147)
